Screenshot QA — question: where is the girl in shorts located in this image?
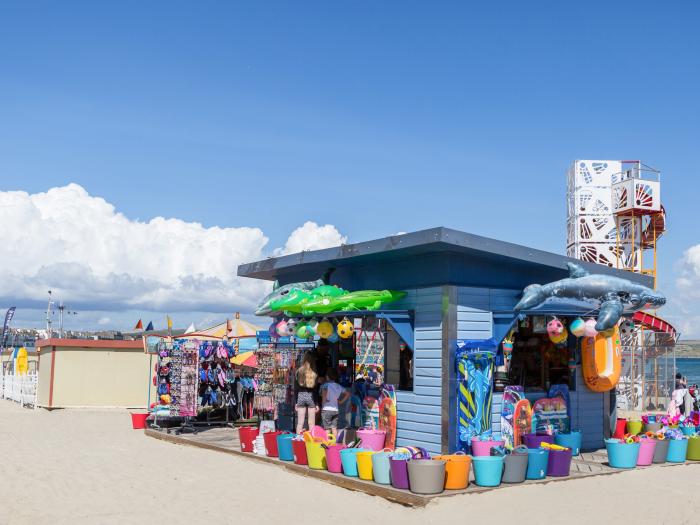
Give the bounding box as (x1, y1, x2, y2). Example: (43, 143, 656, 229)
(295, 351, 318, 434)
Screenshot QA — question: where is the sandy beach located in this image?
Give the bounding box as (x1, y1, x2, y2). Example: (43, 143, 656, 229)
(0, 400, 697, 525)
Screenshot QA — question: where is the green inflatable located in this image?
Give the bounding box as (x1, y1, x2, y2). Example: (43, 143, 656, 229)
(301, 290, 407, 315)
(269, 285, 346, 315)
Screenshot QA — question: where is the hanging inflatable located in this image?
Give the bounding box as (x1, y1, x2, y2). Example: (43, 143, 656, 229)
(316, 318, 334, 339)
(269, 285, 346, 315)
(569, 317, 586, 337)
(300, 290, 407, 315)
(255, 279, 324, 316)
(583, 318, 598, 338)
(16, 347, 28, 375)
(581, 325, 622, 392)
(336, 318, 354, 339)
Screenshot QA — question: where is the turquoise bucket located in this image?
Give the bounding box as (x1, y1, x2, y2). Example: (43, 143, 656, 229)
(340, 448, 367, 477)
(666, 439, 688, 463)
(371, 451, 392, 485)
(555, 431, 582, 456)
(681, 426, 696, 437)
(277, 434, 295, 461)
(472, 455, 504, 487)
(605, 439, 640, 469)
(526, 448, 549, 479)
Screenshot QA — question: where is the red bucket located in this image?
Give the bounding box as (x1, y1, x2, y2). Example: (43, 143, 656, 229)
(239, 426, 259, 452)
(130, 413, 149, 429)
(292, 439, 308, 465)
(613, 418, 627, 439)
(263, 431, 282, 457)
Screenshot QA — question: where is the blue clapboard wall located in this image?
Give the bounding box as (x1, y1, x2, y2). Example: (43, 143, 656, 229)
(390, 287, 444, 455)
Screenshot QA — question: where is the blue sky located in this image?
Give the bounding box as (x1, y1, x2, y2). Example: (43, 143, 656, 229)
(1, 2, 698, 335)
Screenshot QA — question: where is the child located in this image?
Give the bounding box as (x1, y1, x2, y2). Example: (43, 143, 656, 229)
(320, 368, 350, 436)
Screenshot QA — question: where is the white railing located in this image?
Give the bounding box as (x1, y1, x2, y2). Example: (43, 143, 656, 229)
(1, 373, 38, 408)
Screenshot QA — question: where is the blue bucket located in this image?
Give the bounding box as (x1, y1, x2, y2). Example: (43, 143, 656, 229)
(340, 448, 367, 477)
(371, 451, 392, 485)
(526, 448, 549, 479)
(605, 439, 640, 469)
(666, 439, 688, 463)
(277, 434, 295, 461)
(555, 431, 582, 456)
(472, 455, 504, 487)
(681, 426, 696, 437)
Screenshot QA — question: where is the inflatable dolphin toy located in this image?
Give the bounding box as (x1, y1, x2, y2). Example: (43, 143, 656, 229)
(514, 263, 666, 331)
(254, 279, 323, 316)
(269, 284, 346, 315)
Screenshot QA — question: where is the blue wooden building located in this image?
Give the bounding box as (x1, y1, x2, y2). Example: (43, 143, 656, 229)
(238, 227, 652, 455)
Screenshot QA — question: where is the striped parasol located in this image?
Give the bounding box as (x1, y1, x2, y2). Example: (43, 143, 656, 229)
(230, 351, 257, 368)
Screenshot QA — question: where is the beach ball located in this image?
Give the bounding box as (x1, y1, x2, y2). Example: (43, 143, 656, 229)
(337, 318, 354, 339)
(619, 320, 635, 338)
(286, 318, 297, 334)
(317, 318, 334, 339)
(547, 318, 564, 337)
(275, 319, 289, 337)
(296, 322, 315, 340)
(570, 317, 585, 337)
(583, 319, 598, 338)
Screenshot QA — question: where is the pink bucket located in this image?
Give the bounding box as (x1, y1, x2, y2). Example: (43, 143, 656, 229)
(637, 438, 657, 466)
(471, 438, 505, 456)
(357, 428, 387, 451)
(325, 443, 347, 473)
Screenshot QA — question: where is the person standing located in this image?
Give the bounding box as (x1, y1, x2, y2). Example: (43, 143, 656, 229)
(295, 351, 318, 434)
(320, 368, 349, 436)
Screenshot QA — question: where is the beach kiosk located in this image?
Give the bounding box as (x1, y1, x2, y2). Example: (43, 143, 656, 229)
(238, 227, 658, 454)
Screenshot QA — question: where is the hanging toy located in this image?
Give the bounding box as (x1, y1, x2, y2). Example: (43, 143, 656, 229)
(327, 330, 339, 343)
(569, 317, 585, 337)
(583, 318, 598, 338)
(618, 319, 635, 338)
(547, 318, 564, 337)
(296, 322, 315, 340)
(286, 318, 297, 335)
(568, 357, 577, 372)
(336, 318, 354, 339)
(317, 318, 334, 339)
(268, 321, 278, 338)
(275, 319, 289, 337)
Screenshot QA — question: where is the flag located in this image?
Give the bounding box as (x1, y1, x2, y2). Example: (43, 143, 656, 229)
(2, 307, 16, 348)
(134, 319, 143, 331)
(145, 321, 154, 331)
(167, 315, 172, 336)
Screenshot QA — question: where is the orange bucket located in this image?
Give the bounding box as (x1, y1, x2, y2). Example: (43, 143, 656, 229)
(433, 453, 471, 490)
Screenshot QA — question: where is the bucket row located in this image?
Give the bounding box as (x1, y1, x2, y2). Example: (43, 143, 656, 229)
(606, 435, 700, 468)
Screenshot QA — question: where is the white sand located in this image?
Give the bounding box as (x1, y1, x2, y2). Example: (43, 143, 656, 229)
(1, 399, 698, 525)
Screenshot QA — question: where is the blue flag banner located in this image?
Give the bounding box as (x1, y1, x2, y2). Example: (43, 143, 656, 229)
(2, 307, 16, 348)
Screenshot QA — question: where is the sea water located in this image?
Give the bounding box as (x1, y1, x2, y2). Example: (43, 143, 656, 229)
(677, 357, 700, 387)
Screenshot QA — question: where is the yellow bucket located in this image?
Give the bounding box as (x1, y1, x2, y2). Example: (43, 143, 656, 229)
(356, 451, 376, 480)
(305, 441, 327, 470)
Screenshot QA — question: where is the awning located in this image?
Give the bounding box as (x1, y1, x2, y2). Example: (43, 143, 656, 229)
(375, 311, 414, 352)
(632, 311, 677, 339)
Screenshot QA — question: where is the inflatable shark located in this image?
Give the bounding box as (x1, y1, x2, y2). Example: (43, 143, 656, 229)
(514, 263, 666, 331)
(254, 279, 323, 316)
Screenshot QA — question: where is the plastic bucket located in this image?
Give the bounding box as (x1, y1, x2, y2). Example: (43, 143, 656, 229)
(407, 459, 446, 494)
(277, 434, 295, 461)
(130, 413, 149, 429)
(636, 438, 657, 466)
(433, 453, 471, 490)
(325, 443, 347, 473)
(644, 422, 662, 433)
(626, 420, 643, 435)
(523, 433, 553, 449)
(472, 456, 504, 487)
(686, 436, 700, 460)
(681, 426, 696, 436)
(666, 439, 688, 463)
(471, 438, 505, 456)
(357, 429, 386, 451)
(652, 439, 669, 464)
(605, 439, 640, 469)
(263, 431, 282, 457)
(502, 450, 528, 483)
(292, 439, 308, 465)
(357, 451, 376, 480)
(389, 456, 410, 489)
(340, 448, 367, 477)
(555, 431, 582, 456)
(526, 448, 549, 480)
(305, 441, 328, 470)
(371, 451, 393, 485)
(546, 447, 572, 477)
(239, 426, 259, 453)
(613, 418, 627, 439)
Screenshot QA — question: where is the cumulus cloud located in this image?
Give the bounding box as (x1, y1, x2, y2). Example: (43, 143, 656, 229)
(0, 184, 345, 317)
(677, 244, 700, 299)
(672, 244, 700, 338)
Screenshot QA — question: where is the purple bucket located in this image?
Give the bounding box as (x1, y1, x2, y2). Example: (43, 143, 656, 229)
(523, 433, 554, 449)
(389, 457, 410, 489)
(546, 447, 573, 477)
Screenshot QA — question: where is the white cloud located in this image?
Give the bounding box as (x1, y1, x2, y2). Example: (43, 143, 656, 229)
(97, 316, 111, 325)
(274, 221, 346, 256)
(672, 244, 700, 338)
(677, 244, 700, 299)
(0, 184, 346, 319)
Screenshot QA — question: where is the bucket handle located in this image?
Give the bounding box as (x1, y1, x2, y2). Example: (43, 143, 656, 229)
(412, 447, 430, 459)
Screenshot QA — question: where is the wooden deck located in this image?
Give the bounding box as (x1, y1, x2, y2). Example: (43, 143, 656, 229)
(144, 427, 693, 508)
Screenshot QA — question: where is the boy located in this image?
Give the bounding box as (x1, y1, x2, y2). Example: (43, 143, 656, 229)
(320, 368, 350, 436)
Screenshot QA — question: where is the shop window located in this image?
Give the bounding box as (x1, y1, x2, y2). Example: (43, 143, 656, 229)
(384, 326, 413, 391)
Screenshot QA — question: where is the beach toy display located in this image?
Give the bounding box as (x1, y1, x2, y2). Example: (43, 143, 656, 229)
(555, 430, 582, 456)
(371, 450, 393, 485)
(523, 433, 554, 449)
(686, 436, 700, 461)
(472, 455, 504, 487)
(636, 437, 657, 466)
(277, 433, 295, 461)
(357, 428, 387, 451)
(263, 430, 283, 457)
(432, 453, 472, 490)
(356, 451, 376, 480)
(340, 448, 368, 477)
(471, 436, 505, 456)
(407, 459, 446, 495)
(239, 426, 259, 453)
(292, 438, 309, 465)
(502, 446, 529, 483)
(605, 438, 640, 469)
(542, 443, 572, 477)
(324, 443, 347, 473)
(526, 447, 549, 480)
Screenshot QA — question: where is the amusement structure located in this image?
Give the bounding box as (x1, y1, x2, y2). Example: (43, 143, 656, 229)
(566, 160, 678, 413)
